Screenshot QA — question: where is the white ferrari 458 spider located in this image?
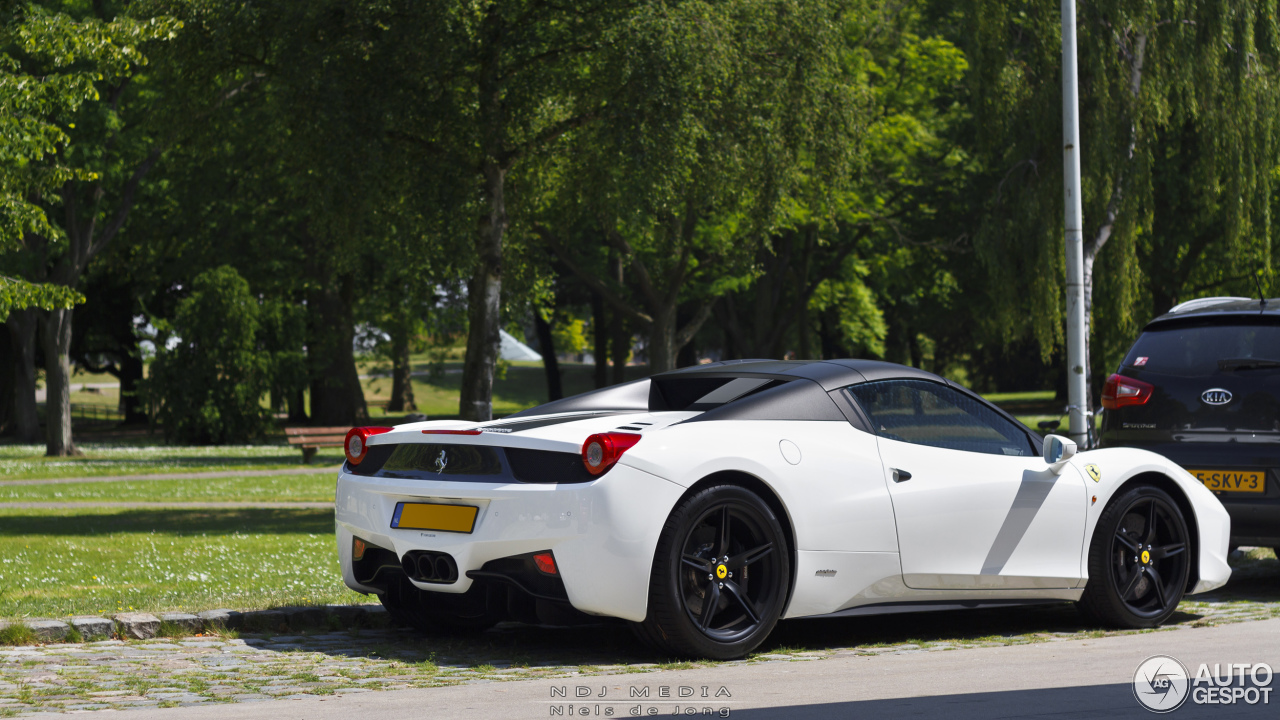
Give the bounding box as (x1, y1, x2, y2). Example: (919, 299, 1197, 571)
(335, 359, 1230, 659)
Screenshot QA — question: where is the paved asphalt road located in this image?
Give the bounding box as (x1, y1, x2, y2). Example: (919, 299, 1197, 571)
(108, 617, 1280, 720)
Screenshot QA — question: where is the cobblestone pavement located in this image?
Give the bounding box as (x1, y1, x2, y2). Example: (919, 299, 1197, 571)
(2, 551, 1279, 716)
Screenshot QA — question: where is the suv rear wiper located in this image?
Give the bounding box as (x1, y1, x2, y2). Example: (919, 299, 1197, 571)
(1218, 357, 1280, 371)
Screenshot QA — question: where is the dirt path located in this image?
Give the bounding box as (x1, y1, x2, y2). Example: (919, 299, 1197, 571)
(0, 466, 341, 487)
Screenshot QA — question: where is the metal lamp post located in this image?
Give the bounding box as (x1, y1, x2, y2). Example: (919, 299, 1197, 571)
(1061, 0, 1089, 446)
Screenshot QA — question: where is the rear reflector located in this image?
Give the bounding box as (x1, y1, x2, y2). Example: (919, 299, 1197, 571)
(1101, 374, 1154, 410)
(533, 552, 558, 575)
(345, 427, 393, 465)
(421, 429, 482, 436)
(352, 537, 368, 562)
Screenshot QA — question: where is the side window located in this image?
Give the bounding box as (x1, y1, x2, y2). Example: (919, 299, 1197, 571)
(847, 379, 1035, 457)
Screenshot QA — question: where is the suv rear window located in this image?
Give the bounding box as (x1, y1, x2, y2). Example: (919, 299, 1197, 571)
(1124, 323, 1280, 376)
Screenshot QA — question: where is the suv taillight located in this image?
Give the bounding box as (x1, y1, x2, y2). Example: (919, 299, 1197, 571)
(1101, 374, 1153, 410)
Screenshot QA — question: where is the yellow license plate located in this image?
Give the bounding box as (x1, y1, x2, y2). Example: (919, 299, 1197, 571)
(1187, 469, 1266, 494)
(391, 503, 478, 533)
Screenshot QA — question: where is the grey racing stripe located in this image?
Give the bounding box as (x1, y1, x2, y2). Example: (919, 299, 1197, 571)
(980, 468, 1061, 575)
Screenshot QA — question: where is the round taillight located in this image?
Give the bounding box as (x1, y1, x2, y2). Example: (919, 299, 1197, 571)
(581, 432, 641, 476)
(344, 427, 392, 465)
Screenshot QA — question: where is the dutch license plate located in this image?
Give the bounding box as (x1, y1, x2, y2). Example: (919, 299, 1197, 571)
(1187, 469, 1266, 494)
(391, 502, 478, 533)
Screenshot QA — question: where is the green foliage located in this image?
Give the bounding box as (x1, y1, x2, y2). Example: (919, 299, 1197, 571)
(144, 266, 272, 444)
(0, 275, 82, 322)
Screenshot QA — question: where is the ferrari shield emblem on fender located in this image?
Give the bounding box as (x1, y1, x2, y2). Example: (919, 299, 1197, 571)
(1085, 464, 1101, 483)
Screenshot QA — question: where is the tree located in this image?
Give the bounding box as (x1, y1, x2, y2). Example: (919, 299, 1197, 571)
(961, 0, 1280, 401)
(544, 0, 863, 372)
(145, 266, 271, 444)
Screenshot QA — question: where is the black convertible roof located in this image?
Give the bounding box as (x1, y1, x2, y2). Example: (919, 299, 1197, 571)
(507, 359, 946, 422)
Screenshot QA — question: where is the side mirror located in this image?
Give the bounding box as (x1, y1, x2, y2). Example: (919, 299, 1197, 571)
(1042, 434, 1077, 466)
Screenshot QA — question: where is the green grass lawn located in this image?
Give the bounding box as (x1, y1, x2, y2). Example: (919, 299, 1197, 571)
(0, 508, 365, 618)
(0, 473, 336, 504)
(0, 443, 342, 480)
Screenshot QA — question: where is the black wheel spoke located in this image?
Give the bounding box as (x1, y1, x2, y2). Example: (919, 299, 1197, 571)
(1121, 567, 1144, 600)
(1147, 566, 1168, 608)
(717, 506, 731, 558)
(682, 554, 713, 573)
(1154, 542, 1186, 560)
(722, 580, 760, 624)
(699, 582, 721, 631)
(1144, 501, 1159, 544)
(1114, 532, 1139, 553)
(727, 542, 773, 569)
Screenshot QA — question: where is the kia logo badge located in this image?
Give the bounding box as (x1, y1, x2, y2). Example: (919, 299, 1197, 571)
(1201, 388, 1233, 406)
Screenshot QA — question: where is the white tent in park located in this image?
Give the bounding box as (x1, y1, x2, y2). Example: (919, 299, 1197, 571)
(499, 329, 542, 361)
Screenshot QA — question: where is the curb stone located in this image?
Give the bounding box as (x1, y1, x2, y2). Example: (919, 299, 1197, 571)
(197, 609, 242, 629)
(69, 616, 114, 638)
(242, 609, 288, 632)
(114, 612, 161, 639)
(27, 620, 68, 642)
(1, 604, 389, 646)
(158, 613, 202, 633)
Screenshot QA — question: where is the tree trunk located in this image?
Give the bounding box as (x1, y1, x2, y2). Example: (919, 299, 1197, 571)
(611, 317, 630, 385)
(7, 310, 40, 442)
(388, 330, 416, 412)
(533, 310, 563, 401)
(459, 161, 506, 421)
(0, 323, 13, 436)
(40, 307, 78, 456)
(118, 348, 146, 424)
(288, 388, 308, 423)
(306, 279, 367, 426)
(648, 306, 677, 374)
(676, 305, 697, 368)
(592, 293, 608, 388)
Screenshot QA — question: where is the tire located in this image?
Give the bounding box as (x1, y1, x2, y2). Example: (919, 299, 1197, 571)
(635, 484, 790, 659)
(379, 574, 502, 634)
(1077, 485, 1191, 628)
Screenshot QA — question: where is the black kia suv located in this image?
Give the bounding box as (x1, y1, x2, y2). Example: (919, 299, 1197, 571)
(1100, 296, 1280, 551)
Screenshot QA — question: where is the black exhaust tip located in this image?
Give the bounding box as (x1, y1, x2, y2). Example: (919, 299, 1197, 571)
(400, 550, 459, 584)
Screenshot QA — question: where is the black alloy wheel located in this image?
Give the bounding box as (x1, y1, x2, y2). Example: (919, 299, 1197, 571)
(635, 485, 789, 659)
(1078, 485, 1190, 627)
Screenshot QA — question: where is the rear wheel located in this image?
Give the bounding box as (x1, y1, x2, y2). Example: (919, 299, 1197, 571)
(1078, 485, 1190, 627)
(379, 574, 501, 634)
(635, 485, 789, 659)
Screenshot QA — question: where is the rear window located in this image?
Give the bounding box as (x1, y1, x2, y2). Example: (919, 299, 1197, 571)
(1124, 323, 1280, 376)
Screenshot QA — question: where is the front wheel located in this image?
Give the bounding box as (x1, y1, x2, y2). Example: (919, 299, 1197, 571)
(1077, 485, 1190, 627)
(634, 485, 790, 659)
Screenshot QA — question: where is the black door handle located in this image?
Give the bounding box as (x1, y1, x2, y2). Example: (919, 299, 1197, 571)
(892, 468, 912, 483)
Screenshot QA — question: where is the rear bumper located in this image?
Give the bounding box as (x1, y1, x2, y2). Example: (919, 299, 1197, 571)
(334, 462, 685, 622)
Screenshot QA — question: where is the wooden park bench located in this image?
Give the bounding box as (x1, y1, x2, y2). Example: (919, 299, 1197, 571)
(285, 426, 351, 464)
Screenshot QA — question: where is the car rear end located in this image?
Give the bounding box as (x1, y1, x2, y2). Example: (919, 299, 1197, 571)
(1100, 302, 1280, 547)
(335, 414, 691, 624)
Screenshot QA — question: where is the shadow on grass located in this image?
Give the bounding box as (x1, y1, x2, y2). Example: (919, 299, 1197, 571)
(0, 508, 334, 536)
